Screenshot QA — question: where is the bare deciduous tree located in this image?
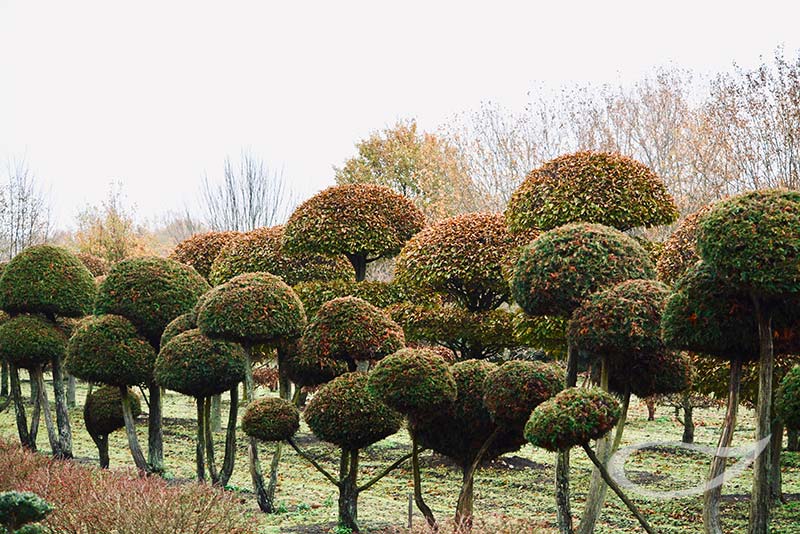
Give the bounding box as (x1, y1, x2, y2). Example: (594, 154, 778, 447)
(0, 158, 52, 260)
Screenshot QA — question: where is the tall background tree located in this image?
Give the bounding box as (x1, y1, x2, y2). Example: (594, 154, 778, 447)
(0, 158, 52, 260)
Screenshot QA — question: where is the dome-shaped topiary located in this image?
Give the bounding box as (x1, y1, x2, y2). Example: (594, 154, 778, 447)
(283, 339, 348, 387)
(483, 360, 564, 427)
(170, 230, 241, 280)
(301, 296, 404, 365)
(0, 245, 95, 317)
(511, 223, 655, 318)
(367, 348, 457, 415)
(242, 397, 301, 442)
(394, 213, 521, 311)
(160, 312, 196, 347)
(95, 257, 210, 347)
(197, 272, 306, 345)
(154, 329, 246, 398)
(777, 366, 800, 431)
(76, 253, 110, 277)
(293, 279, 428, 319)
(505, 151, 679, 233)
(656, 205, 713, 285)
(606, 350, 692, 398)
(83, 385, 141, 436)
(305, 372, 403, 450)
(66, 314, 157, 386)
(525, 387, 621, 452)
(208, 226, 353, 287)
(697, 189, 800, 297)
(0, 314, 67, 370)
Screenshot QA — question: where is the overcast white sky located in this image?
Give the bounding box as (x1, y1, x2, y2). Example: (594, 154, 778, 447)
(2, 1, 800, 230)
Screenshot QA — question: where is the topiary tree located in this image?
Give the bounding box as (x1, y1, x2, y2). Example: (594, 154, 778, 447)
(696, 189, 800, 534)
(207, 226, 353, 286)
(94, 256, 209, 472)
(169, 230, 241, 281)
(525, 387, 656, 534)
(0, 245, 95, 459)
(76, 253, 110, 277)
(155, 329, 246, 484)
(656, 204, 714, 286)
(293, 279, 428, 320)
(0, 491, 53, 534)
(283, 184, 426, 281)
(505, 151, 679, 234)
(83, 385, 141, 468)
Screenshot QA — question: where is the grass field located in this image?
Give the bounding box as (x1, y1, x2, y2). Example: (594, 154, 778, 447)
(2, 375, 799, 534)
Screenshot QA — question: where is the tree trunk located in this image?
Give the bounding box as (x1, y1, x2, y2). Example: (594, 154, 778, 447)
(646, 398, 656, 421)
(347, 253, 368, 282)
(29, 369, 37, 405)
(28, 386, 40, 449)
(243, 346, 271, 512)
(196, 397, 206, 481)
(9, 363, 32, 450)
(454, 466, 474, 531)
(218, 386, 239, 486)
(555, 341, 578, 534)
(119, 385, 149, 472)
(263, 349, 292, 510)
(34, 367, 62, 458)
(89, 431, 110, 469)
(1, 359, 8, 397)
(748, 302, 773, 534)
(204, 396, 218, 482)
(338, 449, 360, 531)
(66, 374, 76, 408)
(703, 358, 742, 534)
(210, 394, 222, 432)
(51, 355, 73, 458)
(770, 420, 783, 504)
(682, 393, 695, 444)
(788, 428, 799, 452)
(411, 435, 437, 529)
(147, 382, 163, 473)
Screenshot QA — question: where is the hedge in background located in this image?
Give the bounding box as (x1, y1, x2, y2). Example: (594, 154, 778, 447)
(76, 253, 110, 278)
(170, 231, 241, 280)
(294, 279, 429, 319)
(656, 204, 713, 285)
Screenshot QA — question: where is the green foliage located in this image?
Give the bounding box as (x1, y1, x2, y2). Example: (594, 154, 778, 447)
(83, 385, 141, 437)
(483, 361, 564, 427)
(512, 313, 567, 357)
(197, 272, 306, 346)
(76, 253, 110, 277)
(697, 189, 800, 297)
(525, 387, 620, 452)
(293, 279, 424, 319)
(0, 315, 67, 370)
(0, 491, 53, 532)
(242, 397, 300, 442)
(0, 245, 95, 318)
(505, 151, 679, 233)
(66, 314, 157, 387)
(283, 184, 426, 261)
(170, 231, 241, 280)
(95, 257, 210, 347)
(154, 329, 246, 398)
(394, 213, 521, 311)
(301, 297, 404, 365)
(367, 348, 457, 416)
(656, 205, 713, 285)
(511, 223, 655, 318)
(208, 226, 353, 287)
(304, 372, 403, 450)
(283, 339, 348, 387)
(160, 313, 196, 347)
(606, 350, 692, 398)
(777, 366, 800, 431)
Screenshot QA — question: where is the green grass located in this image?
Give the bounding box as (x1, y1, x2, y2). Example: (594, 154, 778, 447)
(2, 375, 799, 533)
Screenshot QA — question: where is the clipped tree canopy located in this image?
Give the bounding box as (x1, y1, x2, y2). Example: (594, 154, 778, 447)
(283, 338, 348, 387)
(656, 204, 713, 285)
(160, 312, 196, 347)
(483, 360, 564, 428)
(777, 366, 800, 431)
(95, 257, 209, 347)
(242, 397, 301, 442)
(84, 385, 141, 437)
(76, 253, 110, 278)
(170, 230, 241, 280)
(0, 314, 67, 370)
(606, 350, 692, 398)
(293, 279, 431, 319)
(66, 314, 157, 387)
(305, 372, 403, 450)
(0, 245, 95, 317)
(511, 223, 655, 318)
(525, 387, 620, 452)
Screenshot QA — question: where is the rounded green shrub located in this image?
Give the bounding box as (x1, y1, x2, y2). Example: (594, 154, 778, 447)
(483, 361, 564, 427)
(242, 397, 301, 442)
(305, 372, 403, 450)
(160, 312, 196, 347)
(656, 204, 713, 285)
(83, 385, 141, 436)
(293, 279, 429, 319)
(697, 189, 800, 297)
(0, 245, 95, 317)
(283, 339, 348, 387)
(76, 253, 110, 277)
(301, 296, 404, 365)
(0, 315, 67, 370)
(367, 348, 457, 415)
(208, 226, 353, 286)
(511, 223, 655, 318)
(506, 151, 679, 233)
(65, 314, 157, 386)
(777, 366, 800, 431)
(525, 387, 621, 452)
(197, 272, 306, 345)
(154, 329, 246, 398)
(170, 230, 241, 280)
(95, 257, 210, 347)
(0, 491, 53, 532)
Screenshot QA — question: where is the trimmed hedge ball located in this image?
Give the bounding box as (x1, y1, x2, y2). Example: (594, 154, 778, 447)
(777, 366, 800, 431)
(197, 272, 306, 345)
(76, 253, 110, 277)
(83, 385, 141, 436)
(0, 245, 95, 317)
(697, 189, 800, 297)
(367, 348, 457, 415)
(283, 184, 426, 260)
(656, 204, 713, 285)
(160, 312, 196, 347)
(65, 314, 157, 387)
(305, 372, 403, 450)
(95, 257, 210, 347)
(0, 315, 67, 370)
(483, 360, 564, 427)
(302, 296, 404, 364)
(525, 387, 621, 452)
(242, 397, 301, 442)
(283, 339, 348, 387)
(170, 230, 241, 280)
(154, 329, 246, 398)
(511, 223, 655, 318)
(208, 226, 353, 287)
(506, 151, 679, 233)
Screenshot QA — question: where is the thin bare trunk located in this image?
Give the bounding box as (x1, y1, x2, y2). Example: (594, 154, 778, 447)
(210, 394, 222, 432)
(119, 385, 149, 472)
(243, 347, 271, 512)
(9, 363, 32, 450)
(51, 356, 73, 458)
(748, 302, 773, 534)
(196, 397, 206, 481)
(34, 367, 61, 458)
(218, 387, 239, 486)
(411, 435, 437, 529)
(556, 341, 578, 534)
(338, 449, 360, 531)
(66, 374, 76, 409)
(770, 420, 783, 504)
(147, 382, 163, 473)
(204, 396, 218, 482)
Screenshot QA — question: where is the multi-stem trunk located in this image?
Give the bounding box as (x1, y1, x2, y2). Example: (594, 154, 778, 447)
(338, 449, 359, 532)
(196, 396, 206, 481)
(147, 382, 164, 473)
(33, 366, 61, 458)
(748, 301, 773, 534)
(217, 386, 239, 486)
(455, 466, 474, 530)
(703, 358, 742, 534)
(51, 355, 73, 458)
(8, 363, 32, 450)
(119, 385, 149, 472)
(411, 434, 437, 529)
(556, 341, 578, 534)
(204, 396, 218, 482)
